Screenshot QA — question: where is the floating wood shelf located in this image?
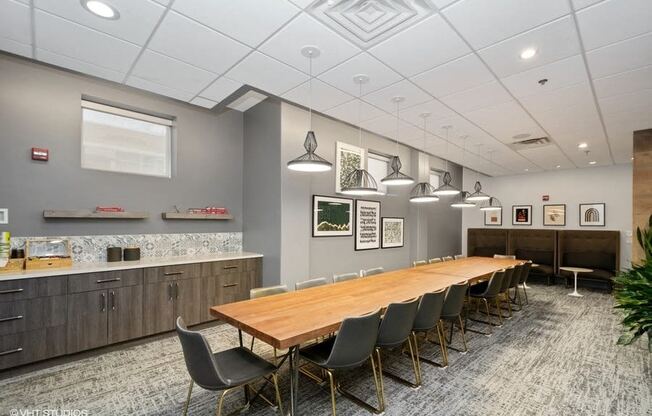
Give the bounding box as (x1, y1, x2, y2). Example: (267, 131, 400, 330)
(43, 210, 150, 219)
(161, 212, 233, 220)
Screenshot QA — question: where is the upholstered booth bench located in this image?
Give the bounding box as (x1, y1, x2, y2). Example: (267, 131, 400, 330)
(558, 230, 620, 290)
(467, 228, 508, 257)
(510, 229, 557, 285)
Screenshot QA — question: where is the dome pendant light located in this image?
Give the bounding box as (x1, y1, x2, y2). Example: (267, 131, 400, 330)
(433, 125, 460, 196)
(465, 180, 491, 202)
(479, 196, 503, 211)
(410, 113, 439, 203)
(341, 75, 380, 196)
(451, 135, 475, 208)
(381, 96, 414, 186)
(287, 46, 332, 173)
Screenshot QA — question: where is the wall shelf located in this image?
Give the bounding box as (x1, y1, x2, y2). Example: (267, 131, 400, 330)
(43, 210, 150, 219)
(161, 212, 233, 220)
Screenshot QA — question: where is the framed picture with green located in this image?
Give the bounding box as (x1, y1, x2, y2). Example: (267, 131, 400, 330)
(312, 195, 354, 237)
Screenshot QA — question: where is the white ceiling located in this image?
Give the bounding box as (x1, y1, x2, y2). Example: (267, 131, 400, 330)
(1, 0, 650, 176)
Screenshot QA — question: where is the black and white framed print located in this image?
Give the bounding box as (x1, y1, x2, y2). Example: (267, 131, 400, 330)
(512, 205, 532, 226)
(355, 199, 380, 250)
(543, 204, 566, 226)
(312, 195, 353, 237)
(484, 208, 502, 226)
(335, 141, 365, 194)
(579, 203, 605, 226)
(381, 217, 404, 249)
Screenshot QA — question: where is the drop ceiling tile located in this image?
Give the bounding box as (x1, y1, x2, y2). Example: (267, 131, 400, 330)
(368, 14, 470, 77)
(36, 49, 125, 82)
(225, 51, 308, 96)
(0, 0, 31, 44)
(360, 113, 422, 142)
(576, 0, 652, 51)
(190, 97, 217, 108)
(442, 0, 570, 49)
(572, 0, 604, 10)
(478, 16, 581, 78)
(259, 13, 360, 74)
(200, 77, 243, 102)
(593, 65, 652, 98)
(288, 0, 313, 8)
(34, 0, 165, 45)
(35, 11, 141, 73)
(599, 89, 652, 115)
(148, 12, 250, 75)
(604, 107, 652, 134)
(518, 145, 576, 169)
(608, 136, 633, 164)
(433, 0, 458, 9)
(151, 0, 170, 5)
(126, 76, 195, 101)
(586, 32, 652, 78)
(399, 100, 456, 127)
(172, 0, 299, 48)
(501, 55, 587, 98)
(440, 81, 512, 113)
(362, 79, 432, 113)
(318, 53, 402, 96)
(411, 53, 494, 98)
(131, 50, 216, 94)
(519, 82, 594, 115)
(0, 37, 31, 58)
(282, 79, 353, 112)
(324, 99, 388, 125)
(464, 100, 546, 143)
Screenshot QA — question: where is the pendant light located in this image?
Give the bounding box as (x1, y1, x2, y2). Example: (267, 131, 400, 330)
(381, 96, 414, 186)
(287, 46, 332, 172)
(410, 113, 439, 203)
(479, 196, 503, 211)
(465, 179, 491, 202)
(451, 135, 475, 208)
(433, 125, 460, 196)
(341, 75, 379, 196)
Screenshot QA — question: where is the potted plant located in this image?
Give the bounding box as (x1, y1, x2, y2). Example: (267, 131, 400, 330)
(614, 214, 652, 351)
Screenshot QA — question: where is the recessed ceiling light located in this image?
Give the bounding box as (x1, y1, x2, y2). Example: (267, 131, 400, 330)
(520, 47, 537, 60)
(589, 161, 597, 165)
(556, 165, 561, 168)
(81, 0, 119, 20)
(524, 168, 529, 172)
(578, 142, 588, 149)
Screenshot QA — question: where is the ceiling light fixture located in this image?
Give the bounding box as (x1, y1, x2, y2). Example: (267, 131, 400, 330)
(479, 196, 502, 211)
(578, 142, 588, 149)
(287, 46, 332, 173)
(589, 160, 597, 165)
(410, 113, 439, 203)
(556, 165, 561, 168)
(341, 75, 380, 196)
(520, 47, 537, 60)
(381, 96, 414, 186)
(433, 125, 461, 196)
(451, 136, 475, 208)
(81, 0, 120, 19)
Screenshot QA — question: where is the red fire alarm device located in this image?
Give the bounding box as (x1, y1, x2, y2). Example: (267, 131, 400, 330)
(542, 195, 550, 201)
(31, 147, 49, 161)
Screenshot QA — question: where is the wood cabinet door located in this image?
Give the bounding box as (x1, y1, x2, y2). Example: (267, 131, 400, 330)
(67, 290, 108, 354)
(175, 278, 201, 327)
(108, 285, 143, 344)
(143, 281, 175, 336)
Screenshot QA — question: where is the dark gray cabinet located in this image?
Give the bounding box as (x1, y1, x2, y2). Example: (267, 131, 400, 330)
(67, 290, 108, 353)
(143, 277, 201, 336)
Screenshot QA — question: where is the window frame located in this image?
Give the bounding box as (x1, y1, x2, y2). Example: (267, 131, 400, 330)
(367, 151, 390, 195)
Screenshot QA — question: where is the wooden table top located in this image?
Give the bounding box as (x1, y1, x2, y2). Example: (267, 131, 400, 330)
(210, 256, 522, 349)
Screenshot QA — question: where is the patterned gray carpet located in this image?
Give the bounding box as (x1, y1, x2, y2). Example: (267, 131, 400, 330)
(0, 285, 650, 416)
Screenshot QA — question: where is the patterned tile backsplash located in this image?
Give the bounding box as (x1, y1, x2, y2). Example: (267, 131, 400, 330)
(10, 232, 242, 263)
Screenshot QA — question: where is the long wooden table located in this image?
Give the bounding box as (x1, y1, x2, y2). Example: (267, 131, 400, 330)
(210, 256, 521, 415)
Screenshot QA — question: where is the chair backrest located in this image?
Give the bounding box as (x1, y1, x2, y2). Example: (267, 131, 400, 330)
(519, 261, 533, 284)
(176, 317, 224, 389)
(500, 267, 514, 292)
(428, 258, 443, 264)
(377, 298, 420, 347)
(510, 264, 524, 288)
(250, 284, 288, 299)
(325, 309, 382, 369)
(479, 270, 505, 297)
(362, 267, 384, 277)
(413, 260, 427, 267)
(441, 281, 469, 319)
(454, 254, 466, 260)
(494, 254, 516, 259)
(333, 272, 359, 283)
(442, 256, 454, 262)
(295, 277, 329, 290)
(413, 289, 446, 332)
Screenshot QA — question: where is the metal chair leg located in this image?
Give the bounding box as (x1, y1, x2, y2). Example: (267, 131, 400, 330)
(216, 387, 236, 416)
(438, 321, 449, 365)
(375, 348, 385, 410)
(272, 374, 283, 415)
(484, 298, 493, 334)
(494, 298, 503, 325)
(183, 380, 193, 416)
(457, 316, 468, 353)
(326, 370, 337, 416)
(370, 351, 385, 411)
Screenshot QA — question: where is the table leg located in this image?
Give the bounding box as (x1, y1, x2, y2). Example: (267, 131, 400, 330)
(288, 346, 299, 415)
(568, 272, 583, 297)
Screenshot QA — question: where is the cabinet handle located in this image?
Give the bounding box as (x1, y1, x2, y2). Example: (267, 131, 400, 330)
(100, 293, 106, 312)
(168, 283, 174, 301)
(110, 291, 116, 311)
(96, 278, 121, 284)
(0, 347, 23, 356)
(0, 288, 24, 295)
(222, 283, 238, 288)
(164, 271, 184, 276)
(223, 266, 238, 270)
(174, 282, 179, 299)
(0, 315, 24, 323)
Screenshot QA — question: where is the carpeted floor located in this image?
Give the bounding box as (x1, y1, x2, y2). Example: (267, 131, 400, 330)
(0, 284, 650, 416)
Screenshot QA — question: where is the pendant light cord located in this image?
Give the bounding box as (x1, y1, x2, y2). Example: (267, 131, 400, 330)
(358, 80, 363, 148)
(395, 100, 400, 154)
(308, 53, 313, 130)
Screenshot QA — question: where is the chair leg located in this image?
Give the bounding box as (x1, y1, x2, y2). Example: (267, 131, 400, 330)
(183, 380, 193, 416)
(334, 355, 385, 414)
(326, 370, 337, 416)
(438, 321, 449, 365)
(375, 348, 385, 410)
(216, 387, 236, 416)
(484, 298, 493, 334)
(523, 284, 529, 304)
(457, 316, 468, 353)
(250, 337, 255, 351)
(409, 333, 422, 385)
(272, 373, 283, 415)
(370, 351, 385, 411)
(494, 298, 503, 325)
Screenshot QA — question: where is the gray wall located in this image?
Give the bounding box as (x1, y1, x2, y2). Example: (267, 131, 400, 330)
(242, 100, 282, 286)
(427, 161, 463, 259)
(0, 54, 244, 236)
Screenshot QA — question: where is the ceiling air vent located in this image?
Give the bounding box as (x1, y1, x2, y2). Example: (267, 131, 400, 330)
(508, 136, 551, 151)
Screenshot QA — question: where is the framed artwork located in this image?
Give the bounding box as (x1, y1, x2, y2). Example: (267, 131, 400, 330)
(336, 141, 366, 194)
(579, 203, 605, 227)
(381, 217, 404, 249)
(355, 199, 381, 251)
(484, 208, 502, 226)
(512, 205, 532, 226)
(0, 208, 7, 224)
(543, 204, 566, 226)
(312, 195, 353, 237)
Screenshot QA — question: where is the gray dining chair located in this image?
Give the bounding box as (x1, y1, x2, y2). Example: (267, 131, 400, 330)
(333, 272, 359, 283)
(295, 277, 329, 290)
(454, 254, 466, 260)
(507, 263, 525, 311)
(413, 260, 427, 267)
(176, 317, 282, 416)
(493, 254, 516, 259)
(249, 285, 288, 361)
(440, 281, 469, 354)
(496, 267, 515, 320)
(428, 258, 443, 264)
(468, 270, 505, 335)
(412, 289, 448, 367)
(299, 309, 384, 415)
(517, 261, 533, 305)
(442, 256, 454, 262)
(362, 267, 384, 277)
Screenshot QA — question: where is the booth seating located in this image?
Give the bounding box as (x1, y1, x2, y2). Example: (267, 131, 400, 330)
(467, 229, 508, 257)
(509, 229, 557, 285)
(558, 230, 619, 290)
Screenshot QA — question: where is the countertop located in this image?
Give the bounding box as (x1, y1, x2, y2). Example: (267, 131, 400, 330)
(0, 252, 263, 281)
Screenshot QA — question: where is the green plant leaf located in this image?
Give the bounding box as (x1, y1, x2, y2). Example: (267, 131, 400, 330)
(617, 332, 636, 345)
